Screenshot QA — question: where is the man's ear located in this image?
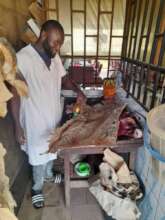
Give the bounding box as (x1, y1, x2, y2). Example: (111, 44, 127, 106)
(40, 31, 48, 41)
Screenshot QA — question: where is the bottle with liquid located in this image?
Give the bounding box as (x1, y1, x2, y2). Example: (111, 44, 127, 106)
(73, 103, 80, 117)
(103, 77, 116, 99)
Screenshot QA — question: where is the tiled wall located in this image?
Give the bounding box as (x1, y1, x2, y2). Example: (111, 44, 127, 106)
(117, 89, 165, 220)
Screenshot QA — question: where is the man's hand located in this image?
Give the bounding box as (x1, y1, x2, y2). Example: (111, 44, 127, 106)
(62, 76, 87, 103)
(76, 91, 87, 104)
(15, 125, 26, 145)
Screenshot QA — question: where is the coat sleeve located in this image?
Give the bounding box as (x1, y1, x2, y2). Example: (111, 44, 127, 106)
(55, 53, 66, 78)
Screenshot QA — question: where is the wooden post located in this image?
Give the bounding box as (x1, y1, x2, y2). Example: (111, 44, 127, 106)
(64, 151, 71, 207)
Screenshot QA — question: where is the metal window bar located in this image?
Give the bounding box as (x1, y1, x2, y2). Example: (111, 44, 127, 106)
(122, 58, 165, 110)
(131, 0, 143, 97)
(150, 71, 160, 109)
(158, 32, 165, 66)
(85, 35, 97, 37)
(142, 0, 156, 62)
(126, 0, 137, 97)
(150, 0, 165, 64)
(121, 0, 131, 58)
(155, 33, 164, 37)
(45, 0, 125, 88)
(107, 0, 115, 78)
(72, 10, 84, 13)
(56, 0, 59, 20)
(95, 0, 101, 83)
(100, 11, 112, 14)
(61, 55, 121, 59)
(126, 62, 133, 97)
(137, 65, 150, 109)
(70, 0, 73, 68)
(131, 65, 138, 97)
(132, 0, 142, 60)
(122, 58, 165, 73)
(162, 87, 165, 103)
(136, 0, 149, 60)
(65, 34, 72, 37)
(83, 0, 87, 88)
(127, 1, 137, 58)
(121, 0, 133, 93)
(121, 0, 165, 110)
(137, 64, 145, 100)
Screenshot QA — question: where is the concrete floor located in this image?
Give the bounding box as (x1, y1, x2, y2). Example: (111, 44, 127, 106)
(17, 182, 106, 220)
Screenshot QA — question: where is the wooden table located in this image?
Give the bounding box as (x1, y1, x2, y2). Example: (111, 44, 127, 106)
(59, 138, 143, 207)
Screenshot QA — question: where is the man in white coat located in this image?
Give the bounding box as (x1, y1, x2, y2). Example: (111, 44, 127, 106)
(10, 20, 85, 208)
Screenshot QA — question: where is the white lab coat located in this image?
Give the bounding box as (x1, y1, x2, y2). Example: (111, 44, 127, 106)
(16, 44, 66, 166)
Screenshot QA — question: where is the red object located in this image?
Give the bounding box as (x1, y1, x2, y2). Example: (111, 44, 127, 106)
(68, 66, 103, 85)
(118, 112, 141, 138)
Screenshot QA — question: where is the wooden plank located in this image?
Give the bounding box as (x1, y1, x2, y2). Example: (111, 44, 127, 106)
(71, 204, 104, 220)
(20, 27, 38, 44)
(42, 207, 69, 220)
(70, 188, 87, 206)
(59, 141, 143, 155)
(70, 181, 89, 188)
(129, 150, 137, 170)
(29, 2, 46, 24)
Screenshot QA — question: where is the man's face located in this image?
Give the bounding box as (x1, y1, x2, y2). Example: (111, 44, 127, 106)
(42, 29, 64, 58)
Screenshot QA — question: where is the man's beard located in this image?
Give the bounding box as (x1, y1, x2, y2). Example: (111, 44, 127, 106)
(42, 39, 55, 58)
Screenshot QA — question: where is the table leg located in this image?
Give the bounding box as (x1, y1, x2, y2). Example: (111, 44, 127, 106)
(64, 152, 71, 207)
(129, 150, 137, 170)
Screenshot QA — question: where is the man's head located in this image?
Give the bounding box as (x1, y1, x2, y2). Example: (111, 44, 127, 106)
(39, 20, 64, 58)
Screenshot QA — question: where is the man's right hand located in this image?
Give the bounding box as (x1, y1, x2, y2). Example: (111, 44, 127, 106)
(15, 125, 26, 145)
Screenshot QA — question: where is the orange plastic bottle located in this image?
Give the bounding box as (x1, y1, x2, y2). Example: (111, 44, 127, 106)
(103, 78, 116, 99)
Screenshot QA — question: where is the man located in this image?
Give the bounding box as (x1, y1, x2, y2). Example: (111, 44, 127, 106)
(10, 20, 86, 209)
